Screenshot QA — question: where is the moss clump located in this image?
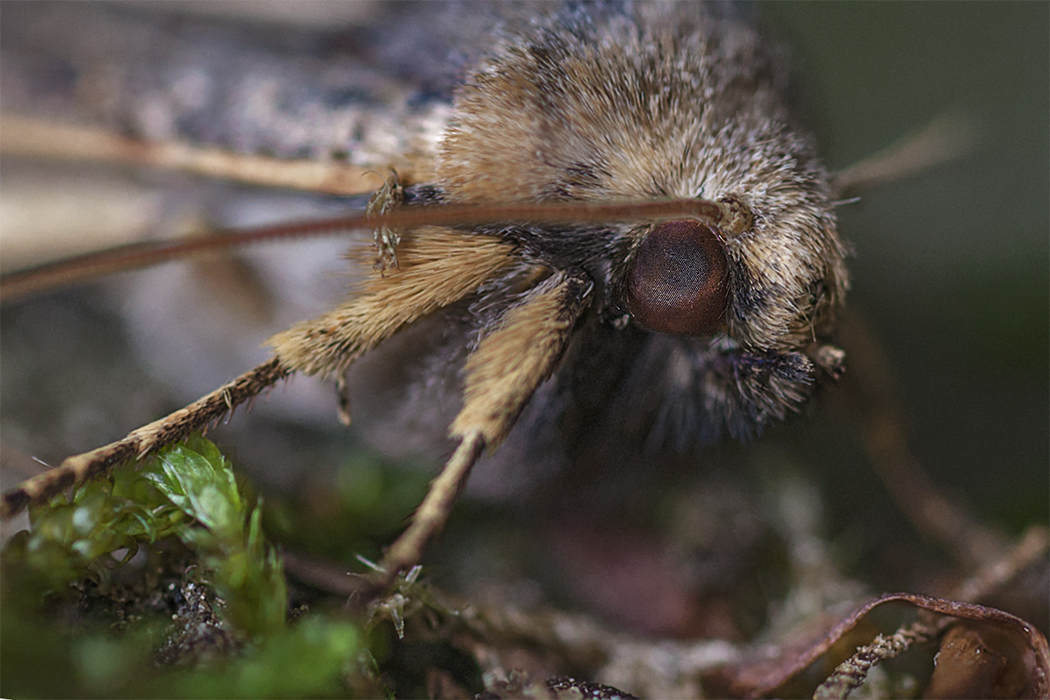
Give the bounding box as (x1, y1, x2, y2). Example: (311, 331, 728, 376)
(1, 435, 367, 698)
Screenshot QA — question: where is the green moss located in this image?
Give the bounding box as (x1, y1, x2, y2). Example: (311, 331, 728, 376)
(6, 435, 286, 636)
(162, 616, 363, 699)
(0, 436, 374, 697)
(143, 436, 287, 636)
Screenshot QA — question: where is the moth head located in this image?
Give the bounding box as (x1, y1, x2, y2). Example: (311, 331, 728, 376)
(424, 3, 852, 447)
(436, 4, 849, 361)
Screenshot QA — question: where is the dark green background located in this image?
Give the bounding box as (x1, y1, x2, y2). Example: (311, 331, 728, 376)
(763, 2, 1049, 530)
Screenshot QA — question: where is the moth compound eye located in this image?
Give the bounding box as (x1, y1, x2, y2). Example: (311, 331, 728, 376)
(626, 219, 729, 336)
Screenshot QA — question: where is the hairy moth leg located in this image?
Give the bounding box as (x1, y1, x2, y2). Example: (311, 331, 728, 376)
(268, 229, 517, 376)
(376, 270, 592, 584)
(0, 357, 290, 519)
(2, 228, 516, 521)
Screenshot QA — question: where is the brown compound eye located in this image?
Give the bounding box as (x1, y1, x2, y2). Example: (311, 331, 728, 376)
(625, 219, 729, 336)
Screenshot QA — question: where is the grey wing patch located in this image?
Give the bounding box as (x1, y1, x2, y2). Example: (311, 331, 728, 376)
(0, 2, 461, 180)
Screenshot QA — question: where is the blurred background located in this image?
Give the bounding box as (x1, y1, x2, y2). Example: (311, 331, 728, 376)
(1, 0, 1046, 626)
(761, 2, 1048, 539)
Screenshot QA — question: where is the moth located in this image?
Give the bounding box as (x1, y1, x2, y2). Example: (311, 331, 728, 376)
(0, 1, 858, 587)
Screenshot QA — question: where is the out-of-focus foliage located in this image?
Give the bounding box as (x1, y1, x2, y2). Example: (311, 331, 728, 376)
(0, 436, 370, 698)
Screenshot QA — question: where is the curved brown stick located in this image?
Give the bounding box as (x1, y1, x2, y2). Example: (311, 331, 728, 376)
(830, 112, 975, 199)
(0, 115, 388, 196)
(835, 310, 1005, 568)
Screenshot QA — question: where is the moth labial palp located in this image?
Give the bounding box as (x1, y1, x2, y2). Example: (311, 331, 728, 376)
(1, 1, 853, 585)
(368, 172, 406, 273)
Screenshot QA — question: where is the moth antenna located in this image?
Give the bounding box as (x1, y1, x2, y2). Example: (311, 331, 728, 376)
(1, 198, 730, 303)
(0, 358, 290, 520)
(1, 214, 380, 303)
(831, 112, 976, 199)
(372, 270, 592, 588)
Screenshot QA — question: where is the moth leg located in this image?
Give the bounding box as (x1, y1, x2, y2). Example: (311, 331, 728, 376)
(270, 229, 516, 377)
(374, 270, 592, 587)
(376, 431, 486, 585)
(4, 232, 516, 520)
(336, 373, 353, 427)
(1, 357, 289, 520)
